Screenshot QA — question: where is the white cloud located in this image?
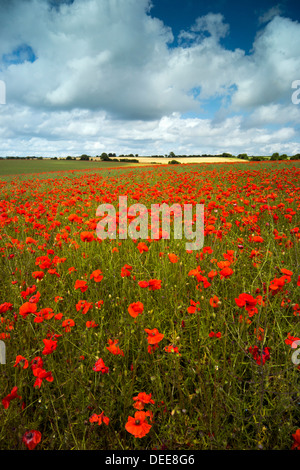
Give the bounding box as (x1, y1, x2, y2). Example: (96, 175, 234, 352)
(232, 16, 300, 109)
(0, 0, 299, 156)
(0, 104, 298, 157)
(258, 5, 283, 24)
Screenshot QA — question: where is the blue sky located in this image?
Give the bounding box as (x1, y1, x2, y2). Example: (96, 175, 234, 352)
(151, 0, 300, 52)
(0, 0, 300, 157)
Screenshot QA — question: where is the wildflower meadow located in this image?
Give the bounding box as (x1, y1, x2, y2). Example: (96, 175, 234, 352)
(0, 160, 300, 451)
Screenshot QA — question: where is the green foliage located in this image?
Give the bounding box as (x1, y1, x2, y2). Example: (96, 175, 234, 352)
(0, 161, 300, 450)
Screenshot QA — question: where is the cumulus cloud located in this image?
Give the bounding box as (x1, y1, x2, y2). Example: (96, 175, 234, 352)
(231, 16, 300, 109)
(0, 0, 299, 156)
(258, 4, 283, 24)
(1, 103, 298, 157)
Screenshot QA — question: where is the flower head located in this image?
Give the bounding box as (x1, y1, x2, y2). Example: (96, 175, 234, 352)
(89, 411, 109, 426)
(125, 411, 152, 438)
(128, 301, 144, 318)
(106, 339, 124, 356)
(133, 392, 155, 410)
(74, 280, 88, 292)
(93, 358, 109, 373)
(22, 430, 42, 450)
(144, 328, 164, 345)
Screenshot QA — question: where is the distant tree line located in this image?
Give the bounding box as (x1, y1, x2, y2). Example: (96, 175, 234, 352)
(1, 152, 299, 161)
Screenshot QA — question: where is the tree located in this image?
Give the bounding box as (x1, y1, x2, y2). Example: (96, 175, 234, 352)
(100, 153, 111, 161)
(222, 152, 232, 158)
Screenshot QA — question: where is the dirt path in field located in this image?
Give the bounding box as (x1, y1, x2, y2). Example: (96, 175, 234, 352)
(136, 157, 244, 164)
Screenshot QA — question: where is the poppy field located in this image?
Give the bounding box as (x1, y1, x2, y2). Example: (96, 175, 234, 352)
(0, 160, 300, 450)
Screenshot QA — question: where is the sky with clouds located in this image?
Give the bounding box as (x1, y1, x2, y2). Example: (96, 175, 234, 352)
(0, 0, 300, 157)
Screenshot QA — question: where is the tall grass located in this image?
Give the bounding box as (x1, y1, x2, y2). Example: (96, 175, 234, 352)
(0, 160, 299, 450)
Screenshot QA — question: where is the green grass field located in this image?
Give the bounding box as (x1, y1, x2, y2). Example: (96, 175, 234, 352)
(0, 159, 300, 450)
(0, 159, 138, 177)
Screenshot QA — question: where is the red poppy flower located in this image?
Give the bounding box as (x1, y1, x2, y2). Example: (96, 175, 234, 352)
(31, 356, 43, 370)
(32, 271, 44, 280)
(2, 386, 22, 409)
(26, 237, 38, 245)
(125, 411, 152, 438)
(209, 331, 222, 339)
(121, 264, 133, 277)
(34, 307, 54, 323)
(144, 328, 164, 345)
(68, 267, 77, 274)
(13, 355, 29, 369)
(137, 242, 149, 253)
(90, 269, 103, 282)
(89, 412, 109, 426)
(285, 333, 300, 346)
(249, 345, 270, 365)
(235, 293, 257, 311)
(62, 318, 75, 332)
(128, 301, 144, 318)
(209, 295, 220, 308)
(22, 430, 42, 450)
(147, 279, 162, 291)
(269, 276, 286, 293)
(291, 429, 300, 450)
(93, 358, 109, 373)
(219, 267, 233, 279)
(74, 280, 88, 292)
(138, 280, 149, 288)
(208, 270, 218, 279)
(133, 392, 155, 410)
(187, 299, 200, 314)
(106, 339, 124, 356)
(293, 304, 300, 316)
(42, 338, 57, 355)
(168, 253, 178, 263)
(29, 292, 41, 304)
(19, 302, 37, 318)
(76, 300, 93, 314)
(165, 344, 181, 355)
(86, 320, 98, 328)
(251, 235, 264, 243)
(35, 256, 52, 269)
(33, 368, 54, 388)
(0, 302, 13, 313)
(281, 268, 293, 277)
(80, 231, 94, 242)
